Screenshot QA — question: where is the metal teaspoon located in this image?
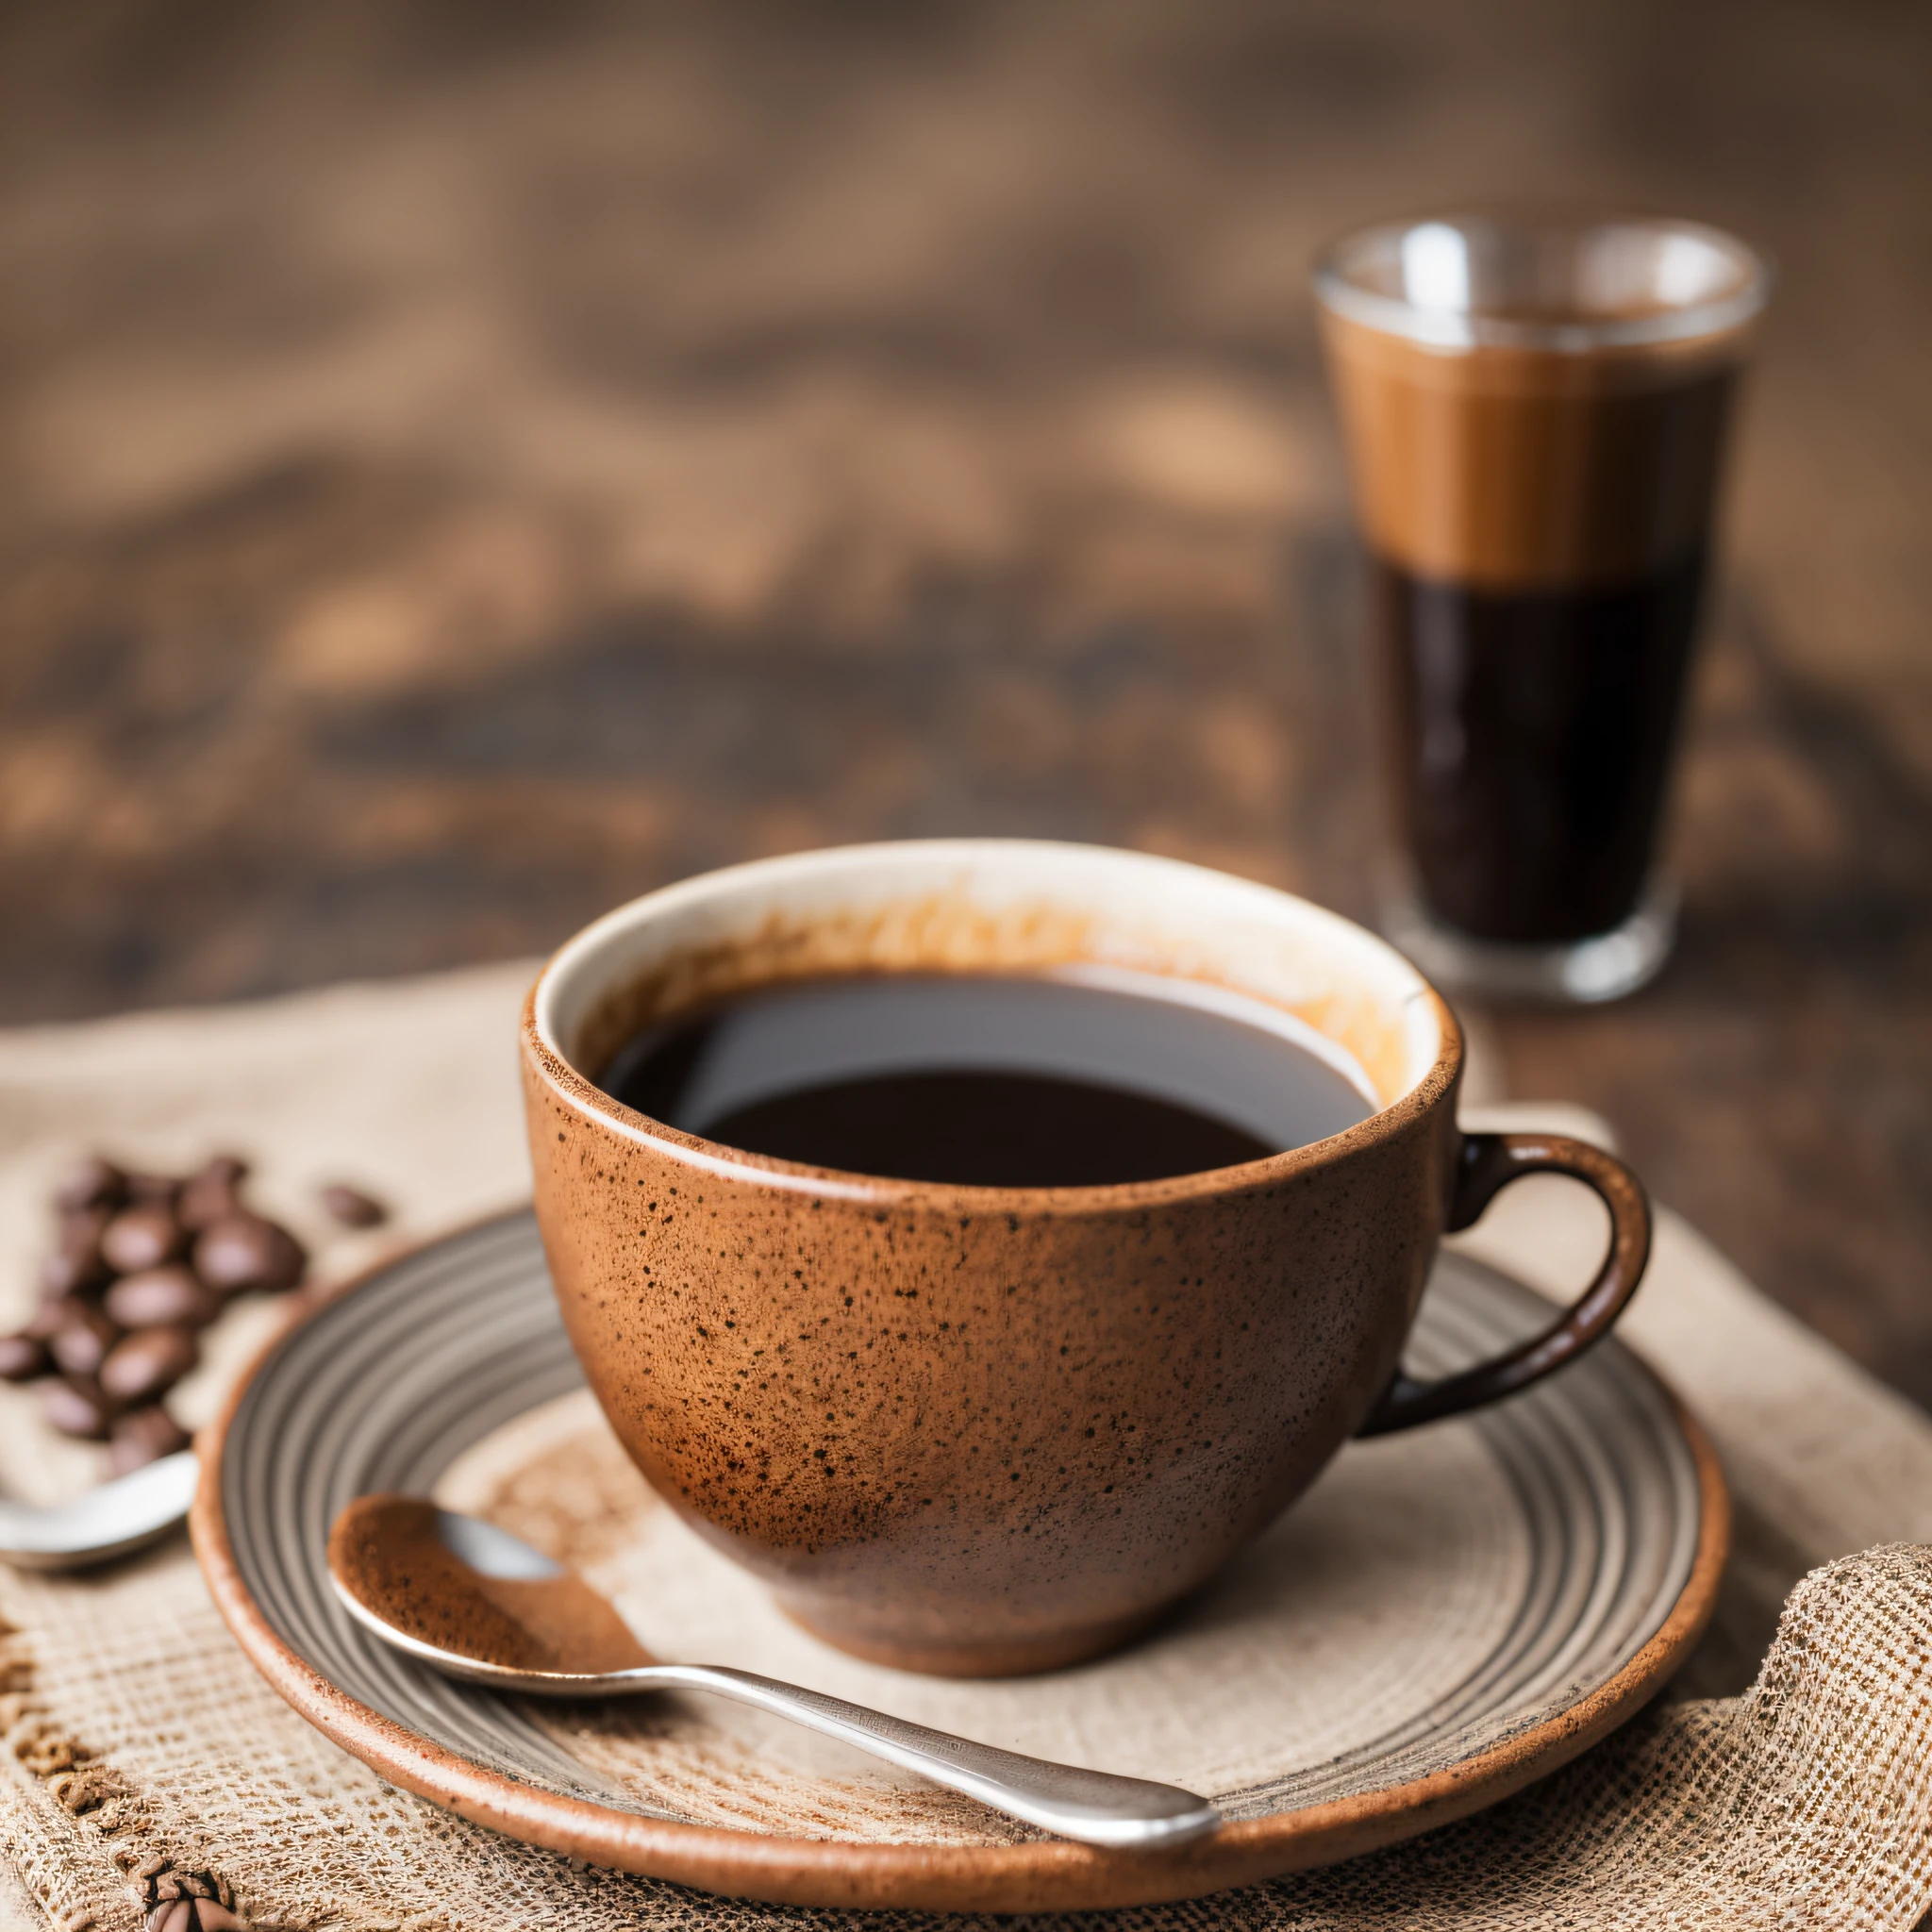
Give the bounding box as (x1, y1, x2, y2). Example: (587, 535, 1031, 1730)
(325, 1494, 1221, 1852)
(0, 1450, 199, 1569)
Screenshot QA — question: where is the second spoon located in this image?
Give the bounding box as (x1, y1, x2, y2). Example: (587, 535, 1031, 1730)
(325, 1495, 1220, 1852)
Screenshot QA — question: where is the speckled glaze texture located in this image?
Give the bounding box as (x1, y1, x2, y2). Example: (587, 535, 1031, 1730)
(521, 843, 1517, 1675)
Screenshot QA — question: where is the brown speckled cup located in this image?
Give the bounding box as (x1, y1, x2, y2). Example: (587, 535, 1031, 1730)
(522, 841, 1650, 1677)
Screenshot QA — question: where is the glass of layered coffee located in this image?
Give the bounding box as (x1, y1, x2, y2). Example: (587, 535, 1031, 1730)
(1316, 213, 1770, 1001)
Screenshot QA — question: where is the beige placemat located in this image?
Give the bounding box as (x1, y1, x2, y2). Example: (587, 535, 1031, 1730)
(0, 965, 1925, 1928)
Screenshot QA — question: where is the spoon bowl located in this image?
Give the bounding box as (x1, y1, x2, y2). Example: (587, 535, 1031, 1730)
(0, 1450, 198, 1569)
(326, 1494, 1221, 1852)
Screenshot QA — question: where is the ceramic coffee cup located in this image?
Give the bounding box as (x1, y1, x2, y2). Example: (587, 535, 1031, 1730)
(522, 841, 1649, 1676)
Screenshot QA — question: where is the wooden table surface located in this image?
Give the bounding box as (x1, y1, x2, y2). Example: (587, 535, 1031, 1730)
(3, 3, 1928, 1403)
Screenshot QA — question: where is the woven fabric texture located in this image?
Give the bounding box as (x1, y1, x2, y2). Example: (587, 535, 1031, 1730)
(0, 966, 1926, 1929)
(0, 1522, 1926, 1928)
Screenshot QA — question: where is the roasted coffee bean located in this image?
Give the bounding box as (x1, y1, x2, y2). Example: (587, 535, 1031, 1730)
(321, 1182, 386, 1228)
(57, 1200, 111, 1247)
(108, 1404, 192, 1475)
(41, 1246, 103, 1299)
(145, 1901, 192, 1932)
(100, 1326, 198, 1405)
(106, 1265, 224, 1331)
(179, 1154, 249, 1231)
(193, 1212, 306, 1294)
(25, 1289, 79, 1341)
(54, 1156, 125, 1213)
(40, 1253, 87, 1298)
(42, 1206, 110, 1296)
(100, 1205, 183, 1274)
(44, 1376, 115, 1440)
(177, 1179, 238, 1231)
(0, 1332, 49, 1381)
(49, 1305, 121, 1378)
(126, 1172, 182, 1206)
(192, 1903, 249, 1932)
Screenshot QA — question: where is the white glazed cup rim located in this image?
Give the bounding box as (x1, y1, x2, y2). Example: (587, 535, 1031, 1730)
(526, 839, 1461, 1204)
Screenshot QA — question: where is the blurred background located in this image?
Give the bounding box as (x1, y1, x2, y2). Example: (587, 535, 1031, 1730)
(1, 3, 1927, 1398)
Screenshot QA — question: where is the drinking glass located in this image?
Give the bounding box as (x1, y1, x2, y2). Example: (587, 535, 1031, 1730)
(1316, 212, 1771, 1001)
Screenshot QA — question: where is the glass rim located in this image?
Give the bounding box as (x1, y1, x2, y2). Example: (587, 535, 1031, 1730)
(1312, 211, 1774, 353)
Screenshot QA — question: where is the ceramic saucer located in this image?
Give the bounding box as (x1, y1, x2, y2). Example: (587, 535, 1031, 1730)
(193, 1210, 1724, 1913)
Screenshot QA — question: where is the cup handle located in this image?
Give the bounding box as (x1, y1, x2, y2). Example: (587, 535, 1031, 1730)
(1355, 1132, 1651, 1437)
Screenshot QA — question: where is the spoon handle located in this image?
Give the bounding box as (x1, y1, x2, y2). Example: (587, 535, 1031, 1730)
(633, 1663, 1220, 1850)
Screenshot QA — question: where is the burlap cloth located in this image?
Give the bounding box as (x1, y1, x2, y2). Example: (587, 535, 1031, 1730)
(0, 962, 1925, 1929)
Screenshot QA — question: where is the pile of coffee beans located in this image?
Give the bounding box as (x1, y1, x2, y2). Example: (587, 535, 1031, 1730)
(1, 1154, 314, 1474)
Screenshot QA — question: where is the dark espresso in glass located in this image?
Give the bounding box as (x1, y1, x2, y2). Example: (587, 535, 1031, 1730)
(1374, 544, 1707, 943)
(598, 972, 1372, 1188)
(1317, 214, 1766, 975)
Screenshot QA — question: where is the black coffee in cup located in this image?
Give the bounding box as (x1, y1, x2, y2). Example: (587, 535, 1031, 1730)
(599, 970, 1373, 1187)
